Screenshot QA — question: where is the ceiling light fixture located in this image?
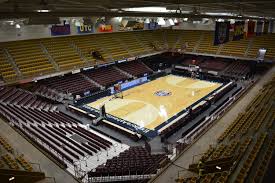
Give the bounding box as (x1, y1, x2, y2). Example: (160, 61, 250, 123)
(15, 24, 21, 29)
(37, 9, 50, 13)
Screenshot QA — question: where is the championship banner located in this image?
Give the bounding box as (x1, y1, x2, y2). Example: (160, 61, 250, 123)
(98, 24, 112, 32)
(214, 21, 230, 45)
(263, 21, 269, 34)
(256, 21, 263, 36)
(232, 21, 245, 41)
(51, 24, 70, 36)
(77, 24, 93, 34)
(246, 21, 255, 38)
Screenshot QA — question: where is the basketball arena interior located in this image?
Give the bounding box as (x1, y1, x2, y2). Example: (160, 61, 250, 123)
(0, 0, 274, 183)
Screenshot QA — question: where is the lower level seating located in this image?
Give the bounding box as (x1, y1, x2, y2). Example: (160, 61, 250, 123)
(84, 66, 130, 87)
(39, 73, 100, 96)
(222, 61, 251, 79)
(89, 146, 168, 177)
(176, 74, 275, 183)
(117, 61, 153, 77)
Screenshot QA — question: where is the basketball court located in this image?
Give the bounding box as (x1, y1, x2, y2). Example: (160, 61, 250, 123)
(87, 75, 222, 130)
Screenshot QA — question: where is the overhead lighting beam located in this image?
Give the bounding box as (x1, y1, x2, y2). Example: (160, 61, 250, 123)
(0, 11, 270, 20)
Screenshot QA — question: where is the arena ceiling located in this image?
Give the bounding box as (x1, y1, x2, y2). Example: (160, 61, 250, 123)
(0, 0, 274, 19)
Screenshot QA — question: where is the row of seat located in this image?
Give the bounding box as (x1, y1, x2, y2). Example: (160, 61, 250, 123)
(42, 38, 85, 70)
(1, 30, 275, 82)
(222, 61, 251, 79)
(181, 57, 230, 72)
(0, 135, 14, 153)
(0, 49, 17, 81)
(116, 61, 153, 77)
(235, 133, 267, 183)
(84, 66, 130, 87)
(0, 87, 114, 167)
(39, 73, 100, 96)
(3, 40, 55, 77)
(177, 74, 275, 183)
(0, 135, 33, 172)
(89, 146, 168, 177)
(0, 87, 55, 111)
(252, 133, 275, 183)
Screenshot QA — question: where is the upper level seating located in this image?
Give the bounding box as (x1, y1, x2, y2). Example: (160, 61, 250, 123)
(166, 29, 182, 49)
(247, 34, 275, 59)
(3, 40, 55, 77)
(1, 30, 275, 83)
(84, 66, 130, 87)
(42, 38, 84, 70)
(176, 75, 275, 183)
(94, 33, 130, 61)
(117, 61, 153, 77)
(0, 49, 16, 81)
(118, 32, 148, 56)
(89, 146, 168, 177)
(175, 30, 201, 52)
(150, 30, 166, 48)
(197, 31, 219, 54)
(219, 34, 250, 57)
(71, 34, 109, 62)
(39, 73, 100, 96)
(132, 31, 155, 53)
(71, 35, 99, 64)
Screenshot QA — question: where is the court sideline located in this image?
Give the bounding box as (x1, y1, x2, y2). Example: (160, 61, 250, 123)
(150, 65, 275, 183)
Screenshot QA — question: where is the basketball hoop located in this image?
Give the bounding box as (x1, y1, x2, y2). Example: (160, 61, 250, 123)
(114, 84, 123, 99)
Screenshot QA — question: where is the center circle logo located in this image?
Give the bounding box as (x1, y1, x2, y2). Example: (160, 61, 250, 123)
(154, 90, 172, 97)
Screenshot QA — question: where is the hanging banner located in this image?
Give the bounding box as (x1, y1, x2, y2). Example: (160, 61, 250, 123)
(263, 21, 269, 34)
(77, 24, 94, 34)
(256, 21, 263, 36)
(145, 22, 159, 30)
(214, 21, 230, 45)
(98, 24, 112, 32)
(51, 24, 70, 36)
(232, 21, 245, 41)
(119, 21, 144, 31)
(133, 22, 144, 30)
(270, 21, 274, 33)
(246, 21, 255, 38)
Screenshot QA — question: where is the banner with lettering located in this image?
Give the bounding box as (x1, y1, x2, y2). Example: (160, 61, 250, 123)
(51, 24, 70, 36)
(232, 21, 245, 41)
(263, 21, 269, 34)
(247, 21, 255, 38)
(98, 24, 112, 32)
(214, 21, 230, 45)
(256, 21, 263, 36)
(77, 24, 94, 34)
